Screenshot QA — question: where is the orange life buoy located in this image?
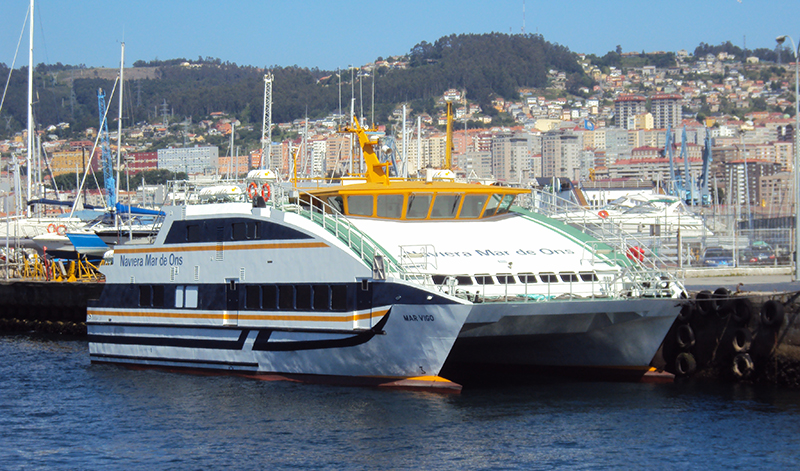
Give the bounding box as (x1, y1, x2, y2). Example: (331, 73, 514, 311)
(626, 246, 645, 262)
(47, 223, 56, 233)
(56, 224, 67, 236)
(247, 182, 258, 199)
(598, 210, 609, 219)
(261, 183, 271, 200)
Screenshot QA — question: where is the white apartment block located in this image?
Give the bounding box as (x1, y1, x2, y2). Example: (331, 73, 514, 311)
(157, 146, 219, 174)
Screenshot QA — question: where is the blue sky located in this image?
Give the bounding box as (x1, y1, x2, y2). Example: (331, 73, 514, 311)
(2, 0, 800, 71)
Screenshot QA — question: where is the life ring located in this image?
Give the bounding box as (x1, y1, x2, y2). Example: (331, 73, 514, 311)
(47, 223, 56, 233)
(247, 182, 258, 199)
(56, 225, 67, 236)
(598, 210, 609, 219)
(626, 246, 645, 262)
(261, 183, 271, 200)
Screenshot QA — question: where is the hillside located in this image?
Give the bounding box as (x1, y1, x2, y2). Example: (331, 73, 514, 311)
(0, 33, 586, 139)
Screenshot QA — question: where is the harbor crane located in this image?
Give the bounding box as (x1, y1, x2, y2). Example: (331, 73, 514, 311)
(261, 72, 274, 171)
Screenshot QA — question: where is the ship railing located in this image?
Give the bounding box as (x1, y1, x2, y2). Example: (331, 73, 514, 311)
(269, 187, 436, 285)
(526, 189, 678, 270)
(398, 245, 438, 271)
(436, 266, 681, 303)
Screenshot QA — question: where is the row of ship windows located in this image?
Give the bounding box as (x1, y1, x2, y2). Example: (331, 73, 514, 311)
(138, 284, 350, 311)
(431, 272, 599, 286)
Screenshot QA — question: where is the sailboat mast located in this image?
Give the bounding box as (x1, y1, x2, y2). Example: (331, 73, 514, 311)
(26, 0, 34, 215)
(115, 42, 125, 216)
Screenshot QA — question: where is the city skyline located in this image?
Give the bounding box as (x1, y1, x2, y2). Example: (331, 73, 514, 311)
(1, 0, 799, 72)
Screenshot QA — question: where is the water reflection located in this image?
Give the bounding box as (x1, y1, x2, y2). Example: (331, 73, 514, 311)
(2, 335, 800, 469)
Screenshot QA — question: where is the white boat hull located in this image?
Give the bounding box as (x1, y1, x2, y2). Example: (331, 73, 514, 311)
(444, 297, 682, 381)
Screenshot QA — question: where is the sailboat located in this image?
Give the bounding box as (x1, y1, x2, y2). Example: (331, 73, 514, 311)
(0, 0, 86, 257)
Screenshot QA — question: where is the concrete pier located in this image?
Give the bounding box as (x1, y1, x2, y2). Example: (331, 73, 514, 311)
(0, 281, 104, 335)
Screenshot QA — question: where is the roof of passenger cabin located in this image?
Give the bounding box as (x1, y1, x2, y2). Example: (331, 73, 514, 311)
(307, 181, 530, 198)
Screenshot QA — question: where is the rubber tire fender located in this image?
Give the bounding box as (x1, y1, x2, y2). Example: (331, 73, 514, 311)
(732, 328, 752, 353)
(676, 324, 696, 350)
(731, 298, 753, 324)
(695, 290, 716, 314)
(677, 304, 695, 323)
(761, 300, 785, 328)
(675, 352, 697, 377)
(732, 353, 754, 379)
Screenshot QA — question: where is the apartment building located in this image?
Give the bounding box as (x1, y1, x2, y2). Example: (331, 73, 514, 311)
(541, 129, 583, 180)
(614, 95, 646, 130)
(650, 94, 682, 130)
(157, 146, 219, 174)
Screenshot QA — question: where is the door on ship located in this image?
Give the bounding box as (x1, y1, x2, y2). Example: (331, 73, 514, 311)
(224, 278, 239, 326)
(356, 278, 374, 328)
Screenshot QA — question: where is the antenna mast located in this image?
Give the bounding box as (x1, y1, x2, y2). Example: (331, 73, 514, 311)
(261, 72, 273, 170)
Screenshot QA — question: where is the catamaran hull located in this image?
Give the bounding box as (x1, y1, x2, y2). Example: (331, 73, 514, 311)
(444, 297, 682, 382)
(88, 301, 471, 391)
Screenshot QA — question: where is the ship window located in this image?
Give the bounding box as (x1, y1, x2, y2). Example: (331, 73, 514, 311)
(376, 194, 404, 218)
(186, 224, 200, 242)
(184, 286, 198, 308)
(459, 194, 488, 219)
(246, 285, 260, 309)
(331, 285, 348, 311)
(496, 274, 516, 284)
(262, 285, 277, 309)
(406, 193, 432, 219)
(139, 286, 151, 306)
(456, 276, 473, 286)
(313, 285, 329, 310)
(347, 195, 373, 216)
(495, 195, 516, 215)
(175, 286, 184, 308)
(327, 196, 344, 213)
(279, 285, 294, 310)
(215, 226, 224, 242)
(431, 275, 447, 285)
(232, 222, 246, 241)
(152, 285, 165, 307)
(518, 273, 537, 283)
(482, 194, 503, 218)
(248, 222, 259, 240)
(560, 272, 579, 282)
(580, 272, 599, 282)
(430, 194, 461, 219)
(540, 273, 559, 283)
(296, 285, 312, 310)
(475, 274, 495, 285)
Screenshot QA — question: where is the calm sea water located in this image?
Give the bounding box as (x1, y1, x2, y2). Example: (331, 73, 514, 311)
(2, 335, 800, 470)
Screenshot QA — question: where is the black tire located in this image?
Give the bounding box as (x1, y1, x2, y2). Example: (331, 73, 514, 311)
(732, 353, 754, 379)
(713, 287, 730, 300)
(676, 324, 696, 350)
(732, 328, 752, 353)
(675, 352, 697, 377)
(696, 290, 716, 314)
(677, 304, 694, 323)
(761, 300, 785, 328)
(732, 298, 753, 324)
(717, 301, 734, 319)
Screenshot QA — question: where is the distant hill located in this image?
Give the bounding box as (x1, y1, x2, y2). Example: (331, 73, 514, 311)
(0, 32, 592, 139)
